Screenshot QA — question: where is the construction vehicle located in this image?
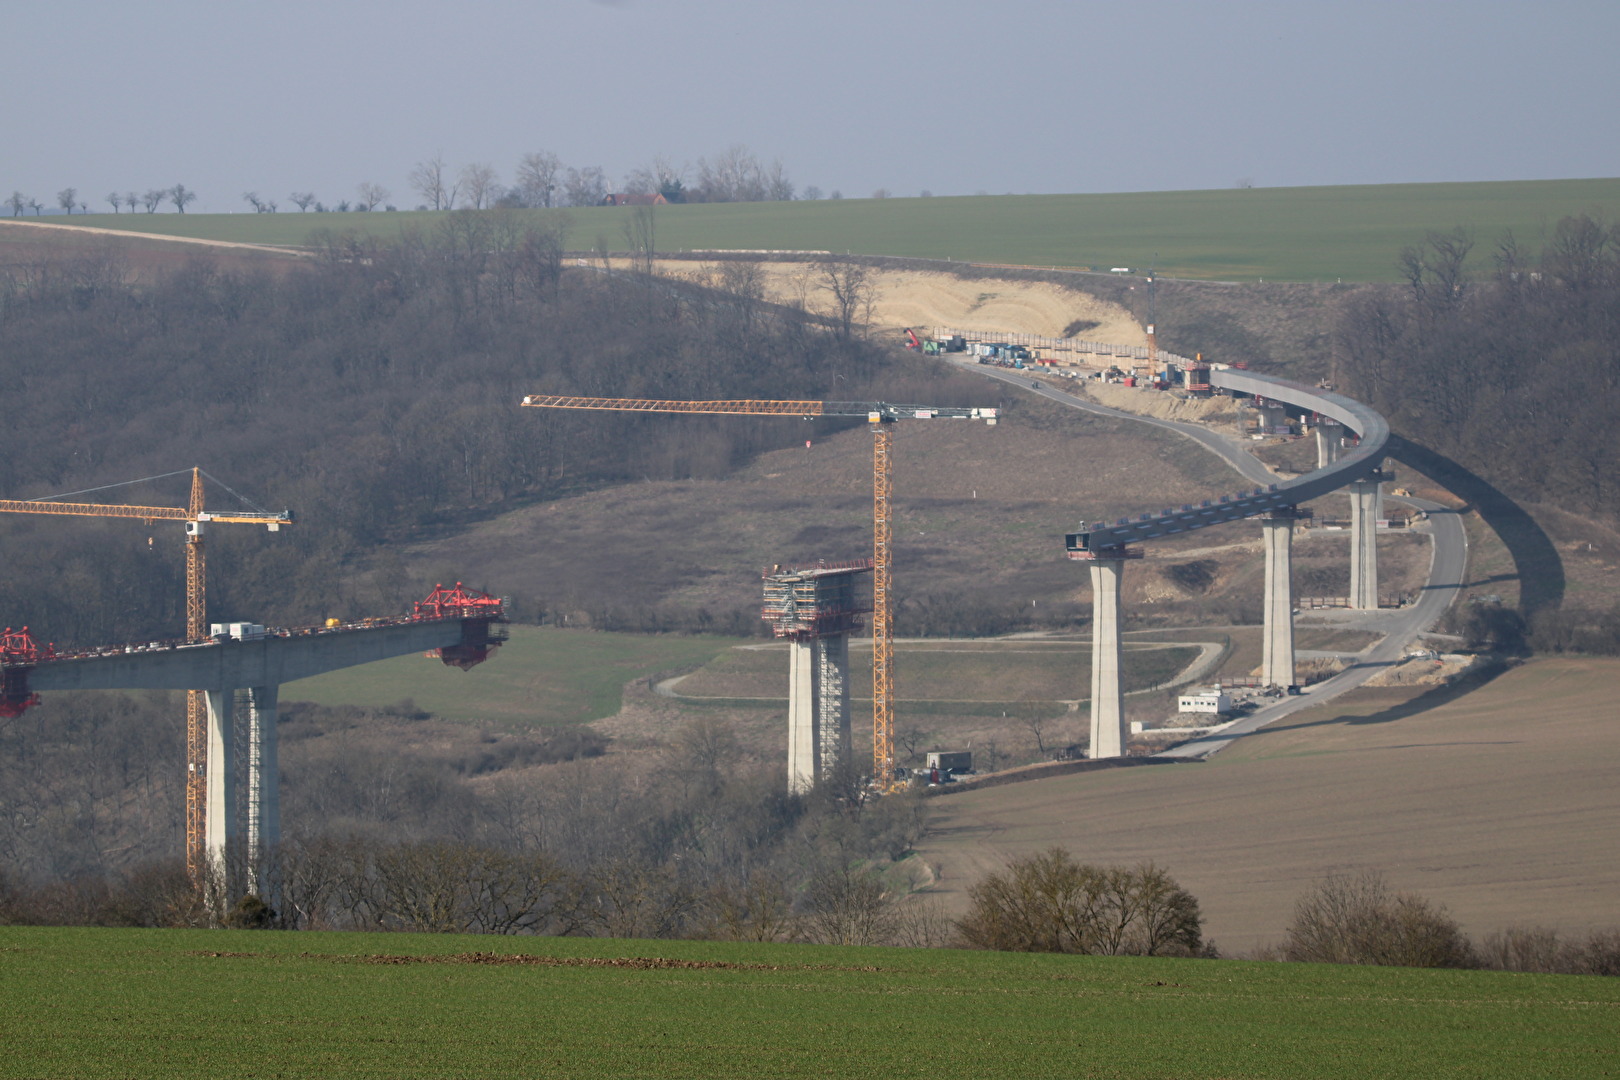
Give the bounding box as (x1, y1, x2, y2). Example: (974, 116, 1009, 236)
(0, 468, 291, 880)
(903, 329, 943, 355)
(520, 395, 997, 789)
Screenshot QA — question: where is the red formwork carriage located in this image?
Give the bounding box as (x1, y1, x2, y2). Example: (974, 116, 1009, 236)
(0, 627, 52, 718)
(412, 583, 509, 669)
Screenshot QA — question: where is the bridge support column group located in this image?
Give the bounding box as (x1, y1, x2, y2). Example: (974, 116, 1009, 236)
(787, 635, 851, 794)
(1349, 473, 1386, 611)
(1088, 558, 1126, 759)
(1262, 512, 1298, 688)
(205, 685, 281, 900)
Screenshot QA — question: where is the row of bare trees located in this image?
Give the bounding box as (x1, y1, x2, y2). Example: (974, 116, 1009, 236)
(1278, 870, 1620, 975)
(1335, 214, 1620, 655)
(406, 144, 799, 211)
(242, 184, 393, 214)
(7, 185, 195, 217)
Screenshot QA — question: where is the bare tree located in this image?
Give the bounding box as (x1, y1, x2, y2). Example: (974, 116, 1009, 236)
(804, 863, 897, 946)
(408, 154, 451, 211)
(621, 165, 657, 196)
(141, 189, 165, 213)
(764, 159, 794, 201)
(8, 191, 27, 217)
(895, 726, 930, 765)
(458, 163, 498, 210)
(356, 181, 390, 212)
(561, 166, 606, 208)
(695, 144, 775, 202)
(242, 191, 266, 213)
(106, 192, 121, 214)
(289, 191, 316, 213)
(957, 850, 1204, 956)
(1285, 870, 1474, 968)
(169, 184, 196, 213)
(1019, 696, 1049, 755)
(871, 188, 891, 200)
(514, 150, 561, 207)
(57, 187, 78, 215)
(694, 869, 794, 942)
(623, 203, 657, 273)
(27, 197, 42, 216)
(123, 192, 139, 213)
(817, 258, 878, 338)
(801, 185, 823, 201)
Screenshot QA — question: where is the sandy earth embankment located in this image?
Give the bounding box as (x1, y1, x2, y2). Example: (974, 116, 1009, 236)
(639, 258, 1146, 346)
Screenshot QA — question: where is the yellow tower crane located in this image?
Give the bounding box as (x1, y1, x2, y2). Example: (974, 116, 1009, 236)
(520, 395, 996, 787)
(0, 468, 292, 879)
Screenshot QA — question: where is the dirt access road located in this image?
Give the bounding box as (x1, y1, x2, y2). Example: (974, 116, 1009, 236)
(0, 217, 308, 257)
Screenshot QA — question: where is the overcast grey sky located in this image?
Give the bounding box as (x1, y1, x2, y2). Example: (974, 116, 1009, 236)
(5, 0, 1617, 212)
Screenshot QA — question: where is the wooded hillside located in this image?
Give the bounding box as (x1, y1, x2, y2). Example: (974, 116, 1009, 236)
(0, 219, 992, 645)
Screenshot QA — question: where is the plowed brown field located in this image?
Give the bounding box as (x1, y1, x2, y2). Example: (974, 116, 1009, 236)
(917, 657, 1620, 955)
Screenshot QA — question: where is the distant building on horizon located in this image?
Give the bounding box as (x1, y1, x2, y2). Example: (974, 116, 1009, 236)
(600, 192, 667, 207)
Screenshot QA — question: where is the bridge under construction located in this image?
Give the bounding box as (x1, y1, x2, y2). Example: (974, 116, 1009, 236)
(0, 584, 507, 898)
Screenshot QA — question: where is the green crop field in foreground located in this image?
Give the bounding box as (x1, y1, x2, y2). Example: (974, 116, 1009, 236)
(2, 927, 1615, 1079)
(34, 176, 1620, 282)
(282, 626, 743, 726)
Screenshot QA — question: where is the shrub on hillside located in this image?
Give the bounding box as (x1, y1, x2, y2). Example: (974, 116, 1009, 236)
(1284, 871, 1474, 968)
(956, 849, 1204, 957)
(1479, 925, 1620, 976)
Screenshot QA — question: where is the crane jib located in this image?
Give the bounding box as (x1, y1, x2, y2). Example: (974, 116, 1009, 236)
(520, 396, 998, 423)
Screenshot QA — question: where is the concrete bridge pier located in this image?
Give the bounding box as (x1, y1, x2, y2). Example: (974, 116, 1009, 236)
(1262, 511, 1298, 688)
(1315, 421, 1343, 468)
(1350, 473, 1386, 610)
(204, 685, 280, 901)
(787, 635, 851, 794)
(1088, 557, 1126, 759)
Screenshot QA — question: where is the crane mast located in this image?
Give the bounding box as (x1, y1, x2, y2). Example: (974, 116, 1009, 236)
(185, 470, 208, 882)
(870, 422, 894, 783)
(521, 395, 995, 788)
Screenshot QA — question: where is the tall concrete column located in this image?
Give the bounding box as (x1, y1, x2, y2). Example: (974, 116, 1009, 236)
(1262, 513, 1296, 688)
(204, 688, 237, 891)
(787, 635, 852, 794)
(1089, 559, 1125, 759)
(244, 685, 279, 898)
(787, 634, 855, 793)
(787, 641, 817, 794)
(1350, 478, 1382, 610)
(1315, 422, 1343, 468)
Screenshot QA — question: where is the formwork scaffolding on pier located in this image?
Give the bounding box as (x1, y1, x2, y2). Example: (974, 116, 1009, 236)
(762, 561, 873, 793)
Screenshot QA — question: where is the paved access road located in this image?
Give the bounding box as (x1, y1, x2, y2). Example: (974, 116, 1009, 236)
(956, 362, 1469, 758)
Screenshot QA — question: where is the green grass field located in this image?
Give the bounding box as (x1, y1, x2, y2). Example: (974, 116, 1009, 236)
(2, 926, 1614, 1079)
(281, 626, 743, 727)
(30, 176, 1620, 282)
